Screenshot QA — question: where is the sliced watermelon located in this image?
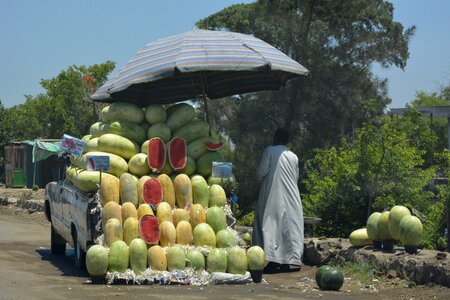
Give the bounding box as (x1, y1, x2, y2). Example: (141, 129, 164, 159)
(168, 137, 187, 170)
(204, 140, 224, 151)
(148, 137, 166, 172)
(139, 214, 160, 244)
(143, 178, 163, 207)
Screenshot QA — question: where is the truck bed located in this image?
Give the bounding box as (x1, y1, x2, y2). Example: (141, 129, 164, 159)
(45, 180, 102, 252)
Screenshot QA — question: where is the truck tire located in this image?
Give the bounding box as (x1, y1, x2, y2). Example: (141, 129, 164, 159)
(73, 230, 86, 270)
(51, 225, 66, 254)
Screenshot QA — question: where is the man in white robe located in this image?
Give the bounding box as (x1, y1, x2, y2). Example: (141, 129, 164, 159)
(252, 128, 304, 273)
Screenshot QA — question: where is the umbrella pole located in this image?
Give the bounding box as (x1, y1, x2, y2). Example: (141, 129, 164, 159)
(201, 72, 212, 131)
(203, 97, 211, 126)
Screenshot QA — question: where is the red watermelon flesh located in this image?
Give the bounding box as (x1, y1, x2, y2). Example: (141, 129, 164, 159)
(139, 214, 160, 244)
(148, 137, 166, 172)
(168, 137, 187, 170)
(143, 178, 163, 207)
(204, 140, 224, 151)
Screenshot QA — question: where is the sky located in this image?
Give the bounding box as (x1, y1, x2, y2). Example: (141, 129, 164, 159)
(0, 0, 449, 109)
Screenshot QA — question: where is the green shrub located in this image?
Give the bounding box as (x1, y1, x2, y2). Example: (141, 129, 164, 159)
(32, 184, 40, 191)
(237, 211, 255, 227)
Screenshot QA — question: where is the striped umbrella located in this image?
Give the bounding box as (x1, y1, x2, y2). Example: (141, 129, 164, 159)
(92, 29, 309, 106)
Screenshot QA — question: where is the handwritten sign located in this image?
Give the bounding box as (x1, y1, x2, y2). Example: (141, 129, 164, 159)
(212, 162, 233, 178)
(86, 155, 110, 172)
(60, 134, 85, 155)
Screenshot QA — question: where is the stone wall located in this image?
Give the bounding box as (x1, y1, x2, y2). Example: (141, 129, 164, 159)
(303, 238, 450, 287)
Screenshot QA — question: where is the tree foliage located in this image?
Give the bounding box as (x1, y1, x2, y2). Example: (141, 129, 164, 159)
(196, 0, 415, 209)
(409, 87, 450, 155)
(0, 61, 115, 177)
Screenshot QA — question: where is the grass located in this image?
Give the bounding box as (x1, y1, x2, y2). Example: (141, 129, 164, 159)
(329, 259, 385, 286)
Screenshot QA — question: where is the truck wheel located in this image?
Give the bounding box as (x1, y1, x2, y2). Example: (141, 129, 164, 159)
(51, 225, 66, 254)
(73, 230, 86, 270)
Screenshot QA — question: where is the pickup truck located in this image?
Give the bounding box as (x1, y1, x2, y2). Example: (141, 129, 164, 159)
(44, 180, 102, 269)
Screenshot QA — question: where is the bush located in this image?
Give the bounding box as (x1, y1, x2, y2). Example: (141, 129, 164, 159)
(236, 211, 255, 227)
(32, 184, 40, 191)
(303, 120, 435, 238)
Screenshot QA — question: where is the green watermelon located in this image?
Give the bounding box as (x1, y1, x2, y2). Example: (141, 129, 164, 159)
(147, 122, 171, 142)
(166, 246, 186, 271)
(206, 206, 227, 234)
(216, 229, 237, 248)
(186, 250, 205, 271)
(173, 120, 210, 143)
(191, 175, 209, 208)
(187, 137, 210, 160)
(104, 121, 147, 145)
(196, 152, 225, 177)
(246, 246, 265, 271)
(86, 245, 109, 277)
(398, 215, 423, 248)
(388, 205, 411, 240)
(145, 104, 167, 124)
(366, 212, 381, 243)
(165, 103, 195, 131)
(84, 137, 99, 153)
(128, 153, 151, 177)
(108, 240, 129, 273)
(320, 268, 344, 291)
(207, 248, 227, 273)
(227, 246, 247, 275)
(129, 238, 148, 275)
(106, 102, 144, 124)
(315, 265, 334, 289)
(377, 211, 392, 241)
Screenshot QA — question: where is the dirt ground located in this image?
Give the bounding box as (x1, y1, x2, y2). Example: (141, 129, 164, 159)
(0, 190, 449, 299)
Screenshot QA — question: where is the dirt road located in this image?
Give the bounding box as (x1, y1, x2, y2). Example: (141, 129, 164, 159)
(0, 205, 448, 300)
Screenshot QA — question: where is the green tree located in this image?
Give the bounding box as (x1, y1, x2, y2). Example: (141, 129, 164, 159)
(0, 62, 115, 178)
(410, 88, 450, 154)
(303, 118, 434, 238)
(196, 0, 415, 209)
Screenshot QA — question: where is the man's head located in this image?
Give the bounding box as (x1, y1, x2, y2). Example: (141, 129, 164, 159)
(273, 128, 289, 145)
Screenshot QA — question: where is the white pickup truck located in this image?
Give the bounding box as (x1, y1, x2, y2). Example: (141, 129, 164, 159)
(44, 180, 102, 269)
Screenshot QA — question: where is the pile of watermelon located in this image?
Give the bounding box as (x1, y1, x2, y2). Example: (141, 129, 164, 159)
(64, 102, 264, 282)
(349, 205, 423, 254)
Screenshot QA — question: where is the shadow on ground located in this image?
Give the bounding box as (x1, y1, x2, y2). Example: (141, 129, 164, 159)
(36, 248, 87, 278)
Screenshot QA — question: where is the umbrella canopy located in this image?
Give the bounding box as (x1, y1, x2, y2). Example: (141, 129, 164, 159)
(92, 29, 309, 106)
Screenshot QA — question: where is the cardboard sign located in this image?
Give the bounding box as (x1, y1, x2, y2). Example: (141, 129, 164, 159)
(60, 134, 85, 155)
(212, 162, 233, 178)
(86, 155, 110, 172)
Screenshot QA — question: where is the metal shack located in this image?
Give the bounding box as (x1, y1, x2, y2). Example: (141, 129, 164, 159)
(4, 139, 64, 188)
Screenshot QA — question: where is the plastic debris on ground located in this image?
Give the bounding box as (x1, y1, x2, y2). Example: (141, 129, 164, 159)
(209, 271, 252, 285)
(104, 268, 252, 285)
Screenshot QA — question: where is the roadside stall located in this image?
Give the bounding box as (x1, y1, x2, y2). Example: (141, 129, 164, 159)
(54, 29, 309, 285)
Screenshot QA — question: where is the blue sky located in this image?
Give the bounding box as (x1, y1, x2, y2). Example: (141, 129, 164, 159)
(1, 0, 449, 109)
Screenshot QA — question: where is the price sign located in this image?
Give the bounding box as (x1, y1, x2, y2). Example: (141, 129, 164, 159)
(86, 155, 110, 172)
(60, 134, 85, 155)
(212, 162, 233, 178)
